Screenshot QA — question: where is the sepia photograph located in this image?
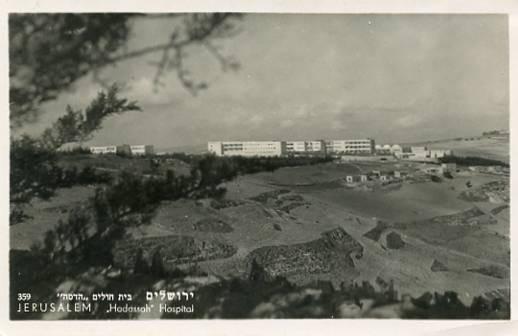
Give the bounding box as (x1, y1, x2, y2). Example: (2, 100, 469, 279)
(8, 12, 510, 321)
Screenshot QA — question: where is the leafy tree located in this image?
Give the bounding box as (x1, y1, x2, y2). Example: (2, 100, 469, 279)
(10, 13, 243, 224)
(10, 136, 59, 203)
(10, 86, 140, 223)
(10, 136, 61, 224)
(10, 13, 242, 129)
(40, 84, 141, 150)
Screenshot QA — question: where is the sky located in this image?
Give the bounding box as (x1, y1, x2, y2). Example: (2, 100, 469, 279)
(18, 14, 509, 151)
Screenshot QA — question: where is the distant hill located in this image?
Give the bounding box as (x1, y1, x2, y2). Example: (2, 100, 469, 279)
(407, 135, 509, 164)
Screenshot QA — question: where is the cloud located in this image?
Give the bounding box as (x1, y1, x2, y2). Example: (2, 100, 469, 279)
(25, 14, 507, 148)
(394, 114, 422, 128)
(330, 121, 347, 130)
(249, 114, 264, 125)
(128, 77, 177, 105)
(280, 119, 295, 128)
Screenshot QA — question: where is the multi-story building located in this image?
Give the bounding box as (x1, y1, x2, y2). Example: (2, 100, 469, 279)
(208, 139, 375, 157)
(207, 141, 286, 157)
(90, 145, 117, 154)
(325, 139, 375, 155)
(285, 141, 306, 153)
(305, 140, 325, 153)
(208, 142, 223, 156)
(130, 145, 155, 156)
(285, 140, 326, 155)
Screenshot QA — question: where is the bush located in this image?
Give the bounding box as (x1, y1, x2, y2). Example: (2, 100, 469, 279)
(443, 171, 453, 179)
(56, 165, 112, 187)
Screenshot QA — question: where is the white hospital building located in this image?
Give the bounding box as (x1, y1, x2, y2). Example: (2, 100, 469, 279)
(89, 145, 118, 154)
(130, 145, 155, 156)
(285, 140, 326, 154)
(208, 141, 286, 157)
(208, 138, 376, 157)
(325, 139, 375, 155)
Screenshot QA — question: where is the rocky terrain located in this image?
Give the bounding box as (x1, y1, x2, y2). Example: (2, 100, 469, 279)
(113, 235, 237, 270)
(247, 227, 363, 279)
(11, 160, 511, 317)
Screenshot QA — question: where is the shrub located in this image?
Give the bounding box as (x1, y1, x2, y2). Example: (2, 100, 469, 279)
(443, 171, 453, 179)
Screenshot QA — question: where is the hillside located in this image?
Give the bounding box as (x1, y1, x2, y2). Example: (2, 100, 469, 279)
(409, 135, 509, 163)
(10, 157, 510, 318)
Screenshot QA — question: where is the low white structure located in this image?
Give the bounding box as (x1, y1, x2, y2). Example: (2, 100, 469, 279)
(411, 146, 428, 159)
(345, 174, 369, 183)
(441, 163, 457, 173)
(423, 166, 443, 175)
(400, 146, 452, 161)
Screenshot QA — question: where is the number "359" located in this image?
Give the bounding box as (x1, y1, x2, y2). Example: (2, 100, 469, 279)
(17, 293, 31, 301)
